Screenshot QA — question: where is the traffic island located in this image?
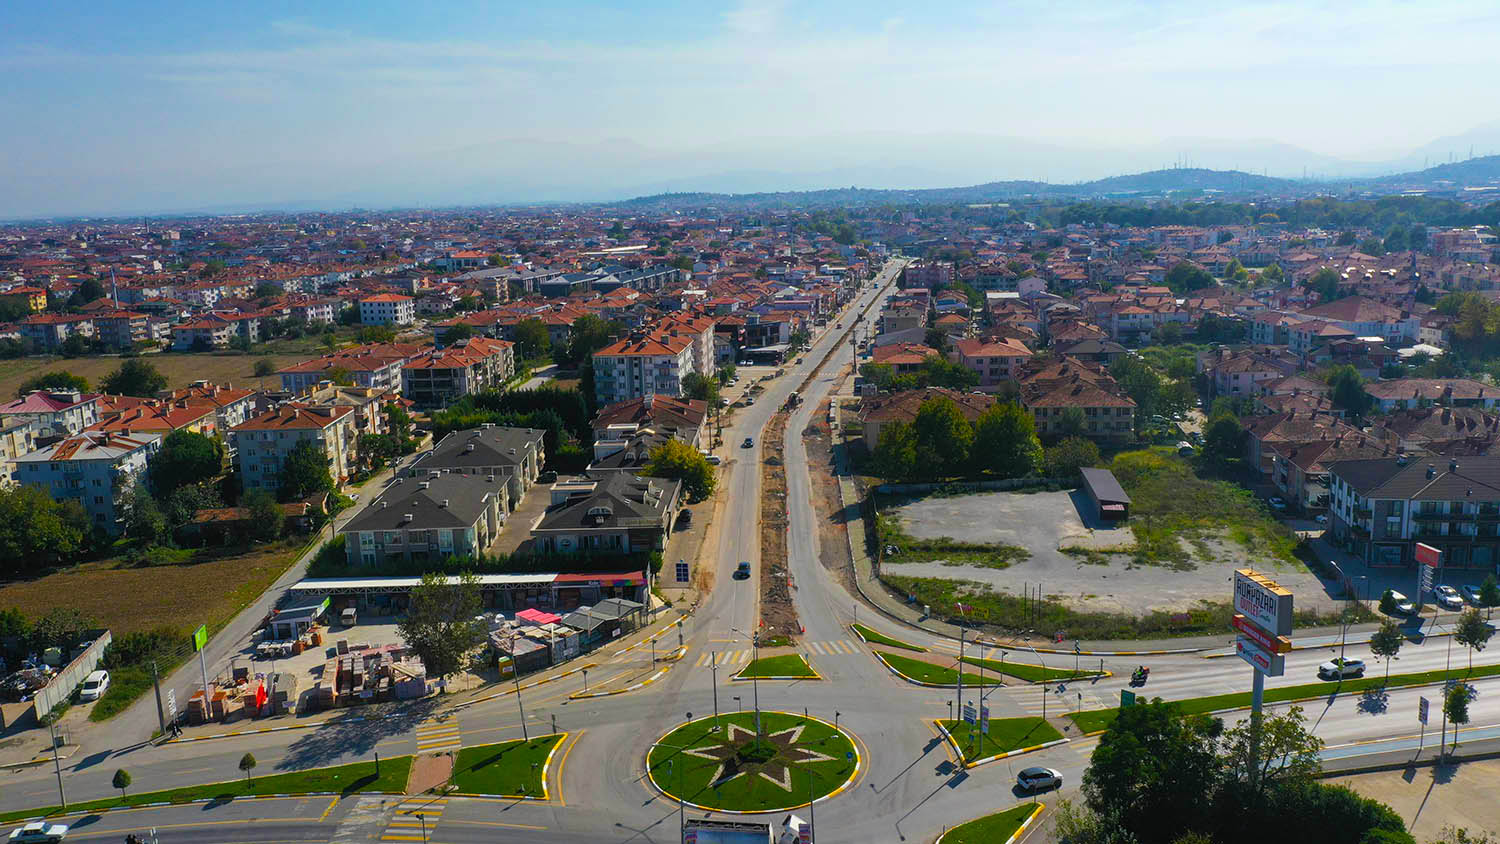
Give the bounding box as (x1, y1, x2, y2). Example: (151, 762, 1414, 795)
(937, 803, 1045, 844)
(734, 654, 820, 680)
(450, 733, 566, 799)
(849, 622, 926, 652)
(958, 654, 1108, 683)
(936, 717, 1065, 767)
(646, 711, 859, 812)
(872, 650, 1003, 687)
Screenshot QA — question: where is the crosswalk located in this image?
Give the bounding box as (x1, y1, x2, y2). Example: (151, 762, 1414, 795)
(1009, 684, 1111, 719)
(381, 797, 448, 841)
(414, 719, 462, 753)
(690, 640, 860, 667)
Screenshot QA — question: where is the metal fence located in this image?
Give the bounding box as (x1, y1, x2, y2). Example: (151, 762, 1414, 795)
(34, 629, 112, 722)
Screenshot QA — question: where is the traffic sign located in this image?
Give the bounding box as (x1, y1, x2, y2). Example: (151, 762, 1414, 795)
(1232, 614, 1293, 653)
(961, 703, 977, 725)
(1120, 689, 1137, 707)
(1419, 696, 1430, 725)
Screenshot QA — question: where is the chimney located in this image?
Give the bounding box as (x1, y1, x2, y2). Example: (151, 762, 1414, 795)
(441, 499, 449, 508)
(419, 481, 430, 489)
(381, 501, 388, 508)
(403, 513, 413, 523)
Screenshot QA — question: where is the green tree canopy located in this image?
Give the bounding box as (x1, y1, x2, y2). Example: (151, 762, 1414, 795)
(1325, 365, 1372, 417)
(101, 358, 168, 397)
(276, 440, 335, 502)
(971, 402, 1042, 478)
(1083, 701, 1223, 842)
(681, 372, 721, 405)
(1045, 436, 1100, 480)
(1307, 267, 1344, 302)
(513, 318, 551, 361)
(245, 489, 285, 541)
(0, 485, 88, 576)
(17, 370, 90, 397)
(1165, 262, 1215, 294)
(1454, 608, 1494, 671)
(1203, 414, 1246, 464)
(1368, 619, 1404, 681)
(152, 430, 224, 497)
(398, 572, 486, 681)
(872, 420, 918, 480)
(644, 439, 716, 503)
(912, 397, 974, 479)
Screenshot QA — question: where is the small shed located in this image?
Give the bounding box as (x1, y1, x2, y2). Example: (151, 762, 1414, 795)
(1079, 467, 1131, 522)
(267, 598, 330, 640)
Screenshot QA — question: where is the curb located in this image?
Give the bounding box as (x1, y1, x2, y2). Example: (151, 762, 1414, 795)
(933, 720, 1070, 769)
(870, 651, 1002, 689)
(8, 790, 407, 825)
(452, 662, 599, 710)
(450, 731, 568, 802)
(848, 622, 926, 652)
(731, 655, 822, 681)
(612, 619, 685, 657)
(1317, 746, 1500, 779)
(935, 802, 1045, 844)
(568, 663, 674, 699)
(644, 711, 862, 816)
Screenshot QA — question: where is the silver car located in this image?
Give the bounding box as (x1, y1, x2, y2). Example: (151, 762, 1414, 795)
(1016, 766, 1063, 793)
(1433, 585, 1464, 610)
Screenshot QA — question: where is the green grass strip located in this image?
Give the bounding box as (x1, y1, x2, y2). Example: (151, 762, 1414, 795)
(939, 717, 1064, 763)
(1068, 662, 1500, 734)
(851, 622, 926, 652)
(940, 804, 1037, 843)
(739, 654, 818, 678)
(959, 654, 1101, 683)
(450, 734, 564, 796)
(875, 650, 1002, 686)
(0, 755, 413, 824)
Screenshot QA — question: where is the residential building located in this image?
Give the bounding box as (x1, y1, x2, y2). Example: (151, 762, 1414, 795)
(340, 474, 506, 566)
(359, 293, 415, 326)
(1329, 456, 1500, 569)
(17, 314, 94, 352)
(407, 425, 546, 514)
(530, 472, 682, 554)
(277, 343, 421, 394)
(401, 336, 516, 408)
(231, 403, 357, 494)
(0, 390, 101, 438)
(161, 381, 260, 434)
(16, 430, 162, 535)
(0, 419, 38, 485)
(591, 395, 708, 449)
(592, 331, 697, 407)
(1364, 379, 1498, 413)
(856, 387, 997, 451)
(90, 401, 217, 437)
(950, 337, 1032, 389)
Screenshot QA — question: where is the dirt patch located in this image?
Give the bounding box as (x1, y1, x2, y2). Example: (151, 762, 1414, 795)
(759, 411, 800, 638)
(805, 392, 855, 591)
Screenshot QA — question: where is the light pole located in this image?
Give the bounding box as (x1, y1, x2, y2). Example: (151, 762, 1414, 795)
(734, 695, 742, 715)
(47, 719, 66, 810)
(416, 812, 427, 844)
(582, 668, 588, 693)
(511, 634, 528, 741)
(732, 627, 761, 735)
(711, 652, 721, 730)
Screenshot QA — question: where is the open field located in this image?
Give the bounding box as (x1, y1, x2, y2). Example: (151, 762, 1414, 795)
(450, 734, 564, 796)
(0, 352, 308, 398)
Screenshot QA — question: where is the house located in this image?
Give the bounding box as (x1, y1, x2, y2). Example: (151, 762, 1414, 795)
(359, 294, 415, 326)
(231, 403, 358, 494)
(591, 395, 707, 449)
(871, 342, 939, 375)
(950, 337, 1033, 389)
(0, 286, 47, 313)
(530, 472, 681, 554)
(91, 311, 151, 351)
(1363, 379, 1498, 413)
(339, 474, 506, 566)
(401, 336, 516, 408)
(591, 331, 697, 407)
(1240, 411, 1358, 478)
(856, 387, 997, 450)
(1052, 338, 1128, 366)
(277, 343, 421, 395)
(1328, 456, 1500, 569)
(0, 390, 101, 438)
(1021, 376, 1136, 440)
(407, 425, 546, 514)
(1299, 296, 1420, 346)
(16, 430, 162, 535)
(171, 318, 235, 351)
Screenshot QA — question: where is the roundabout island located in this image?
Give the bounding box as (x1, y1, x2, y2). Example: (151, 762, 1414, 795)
(646, 711, 860, 813)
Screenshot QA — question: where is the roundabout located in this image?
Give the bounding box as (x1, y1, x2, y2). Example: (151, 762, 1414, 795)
(646, 711, 860, 813)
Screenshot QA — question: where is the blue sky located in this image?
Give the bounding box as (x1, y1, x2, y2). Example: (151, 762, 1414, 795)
(4, 0, 1500, 216)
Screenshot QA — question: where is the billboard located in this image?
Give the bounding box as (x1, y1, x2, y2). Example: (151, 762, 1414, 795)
(1235, 636, 1286, 677)
(1232, 615, 1293, 653)
(1416, 542, 1441, 567)
(1234, 569, 1293, 637)
(191, 624, 208, 651)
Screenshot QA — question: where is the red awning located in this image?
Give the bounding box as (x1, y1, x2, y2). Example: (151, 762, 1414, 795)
(552, 571, 645, 586)
(516, 608, 561, 625)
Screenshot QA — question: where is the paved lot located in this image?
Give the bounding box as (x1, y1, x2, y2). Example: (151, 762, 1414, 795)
(1330, 758, 1500, 840)
(492, 482, 556, 554)
(884, 489, 1339, 615)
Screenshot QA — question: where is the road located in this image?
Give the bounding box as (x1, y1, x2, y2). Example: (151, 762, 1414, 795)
(13, 259, 1500, 842)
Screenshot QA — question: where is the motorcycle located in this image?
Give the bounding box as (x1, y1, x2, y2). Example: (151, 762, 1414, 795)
(1129, 666, 1150, 687)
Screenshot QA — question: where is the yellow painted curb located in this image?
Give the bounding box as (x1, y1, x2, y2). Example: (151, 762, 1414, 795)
(935, 802, 1046, 844)
(932, 720, 1070, 769)
(644, 711, 862, 815)
(568, 662, 674, 699)
(731, 654, 821, 681)
(848, 622, 927, 652)
(449, 732, 567, 802)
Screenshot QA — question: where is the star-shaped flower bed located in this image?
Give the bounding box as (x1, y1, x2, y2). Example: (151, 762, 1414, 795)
(648, 711, 859, 812)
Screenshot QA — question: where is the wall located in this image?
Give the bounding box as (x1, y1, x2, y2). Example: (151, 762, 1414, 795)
(34, 629, 112, 722)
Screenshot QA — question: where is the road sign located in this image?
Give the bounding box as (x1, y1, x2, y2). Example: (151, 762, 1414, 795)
(1232, 614, 1293, 654)
(1235, 636, 1286, 677)
(166, 689, 177, 720)
(980, 705, 991, 734)
(1120, 689, 1136, 707)
(1416, 543, 1442, 567)
(1419, 696, 1430, 725)
(961, 703, 977, 725)
(1234, 569, 1294, 638)
(191, 624, 208, 651)
(1075, 641, 1081, 653)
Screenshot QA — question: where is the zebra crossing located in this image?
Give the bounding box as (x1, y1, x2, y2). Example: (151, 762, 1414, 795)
(689, 640, 861, 667)
(1009, 683, 1110, 719)
(381, 797, 448, 841)
(414, 719, 462, 753)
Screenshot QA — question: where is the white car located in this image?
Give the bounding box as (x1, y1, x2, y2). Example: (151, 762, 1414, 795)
(78, 669, 109, 702)
(1318, 657, 1365, 679)
(1387, 590, 1417, 615)
(8, 822, 68, 843)
(1016, 766, 1063, 793)
(1268, 497, 1287, 511)
(1433, 584, 1464, 610)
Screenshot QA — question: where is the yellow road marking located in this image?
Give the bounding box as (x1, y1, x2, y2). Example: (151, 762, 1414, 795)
(317, 796, 338, 822)
(554, 727, 586, 806)
(443, 819, 549, 830)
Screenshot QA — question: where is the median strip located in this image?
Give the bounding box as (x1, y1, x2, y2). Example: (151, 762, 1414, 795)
(936, 717, 1066, 767)
(850, 622, 926, 652)
(958, 654, 1108, 684)
(873, 650, 1002, 687)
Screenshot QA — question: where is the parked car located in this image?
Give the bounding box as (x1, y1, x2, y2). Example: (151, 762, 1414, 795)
(78, 670, 109, 702)
(1268, 497, 1287, 511)
(703, 453, 722, 466)
(734, 561, 752, 580)
(536, 471, 558, 484)
(742, 437, 755, 448)
(1433, 584, 1464, 610)
(1462, 584, 1485, 605)
(1318, 657, 1365, 679)
(8, 822, 67, 843)
(1315, 514, 1328, 525)
(1387, 590, 1417, 615)
(676, 510, 693, 529)
(1015, 767, 1063, 793)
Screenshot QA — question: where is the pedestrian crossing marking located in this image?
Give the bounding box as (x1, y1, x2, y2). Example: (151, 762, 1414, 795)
(383, 797, 448, 841)
(414, 721, 462, 753)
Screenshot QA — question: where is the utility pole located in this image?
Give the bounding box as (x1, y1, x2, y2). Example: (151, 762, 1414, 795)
(711, 652, 720, 730)
(151, 659, 167, 737)
(47, 720, 66, 810)
(511, 633, 528, 741)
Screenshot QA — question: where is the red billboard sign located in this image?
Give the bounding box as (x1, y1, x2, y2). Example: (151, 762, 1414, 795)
(1416, 542, 1442, 567)
(1233, 614, 1293, 653)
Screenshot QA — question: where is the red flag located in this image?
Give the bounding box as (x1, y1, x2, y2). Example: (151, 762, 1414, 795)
(254, 682, 268, 709)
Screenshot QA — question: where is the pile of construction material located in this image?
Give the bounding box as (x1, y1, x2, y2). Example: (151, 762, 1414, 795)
(313, 643, 426, 709)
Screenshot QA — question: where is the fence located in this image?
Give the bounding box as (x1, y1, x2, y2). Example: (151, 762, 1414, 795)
(34, 629, 112, 722)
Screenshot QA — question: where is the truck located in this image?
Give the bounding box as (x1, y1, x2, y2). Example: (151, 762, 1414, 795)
(681, 815, 809, 843)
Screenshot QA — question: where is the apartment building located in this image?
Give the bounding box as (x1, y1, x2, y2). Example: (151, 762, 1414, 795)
(277, 343, 420, 394)
(340, 474, 505, 566)
(592, 331, 697, 407)
(0, 390, 101, 438)
(18, 314, 94, 352)
(231, 403, 357, 494)
(407, 425, 546, 514)
(1329, 456, 1500, 569)
(950, 337, 1033, 389)
(401, 336, 516, 408)
(16, 430, 162, 535)
(0, 419, 38, 485)
(359, 293, 415, 326)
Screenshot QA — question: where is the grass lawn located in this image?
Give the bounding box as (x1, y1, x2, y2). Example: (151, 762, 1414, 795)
(875, 651, 1001, 687)
(959, 655, 1100, 683)
(940, 717, 1063, 763)
(851, 623, 926, 652)
(738, 654, 818, 679)
(647, 711, 855, 812)
(1067, 662, 1500, 734)
(0, 352, 307, 399)
(450, 734, 564, 796)
(0, 755, 412, 823)
(940, 804, 1038, 843)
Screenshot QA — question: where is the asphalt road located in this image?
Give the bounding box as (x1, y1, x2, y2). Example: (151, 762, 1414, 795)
(18, 259, 1500, 842)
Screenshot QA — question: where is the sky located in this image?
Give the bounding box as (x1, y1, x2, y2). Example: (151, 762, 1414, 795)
(4, 0, 1500, 217)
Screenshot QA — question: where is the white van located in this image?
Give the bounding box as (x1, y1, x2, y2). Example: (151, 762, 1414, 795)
(79, 670, 110, 702)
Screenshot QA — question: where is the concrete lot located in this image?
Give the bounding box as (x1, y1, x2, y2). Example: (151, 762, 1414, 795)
(1330, 758, 1500, 840)
(884, 489, 1340, 615)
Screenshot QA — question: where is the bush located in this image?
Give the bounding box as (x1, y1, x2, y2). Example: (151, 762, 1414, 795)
(1379, 589, 1397, 615)
(88, 666, 153, 722)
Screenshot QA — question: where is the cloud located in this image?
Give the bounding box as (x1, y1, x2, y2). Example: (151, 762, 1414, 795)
(723, 0, 787, 35)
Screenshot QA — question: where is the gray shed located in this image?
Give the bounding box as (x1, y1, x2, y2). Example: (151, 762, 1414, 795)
(1079, 467, 1131, 522)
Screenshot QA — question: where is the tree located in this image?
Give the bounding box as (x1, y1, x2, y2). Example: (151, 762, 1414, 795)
(443, 322, 477, 343)
(125, 482, 168, 545)
(152, 430, 224, 497)
(1050, 799, 1141, 844)
(1057, 406, 1089, 439)
(1444, 681, 1475, 752)
(1336, 230, 1358, 246)
(0, 485, 87, 576)
(1218, 705, 1323, 808)
(1308, 267, 1343, 302)
(325, 366, 355, 386)
(102, 359, 168, 397)
(1368, 619, 1405, 683)
(513, 318, 551, 361)
(164, 483, 221, 531)
(1480, 575, 1500, 620)
(1164, 261, 1215, 294)
(872, 420, 918, 480)
(1083, 701, 1223, 844)
(1260, 263, 1285, 286)
(643, 439, 716, 503)
(971, 403, 1042, 478)
(1045, 436, 1101, 480)
(1454, 608, 1494, 672)
(253, 358, 277, 377)
(397, 572, 486, 682)
(912, 397, 973, 479)
(1203, 414, 1246, 464)
(244, 489, 284, 541)
(17, 370, 90, 397)
(1153, 321, 1186, 345)
(356, 326, 396, 344)
(276, 440, 335, 502)
(717, 362, 736, 385)
(1224, 258, 1249, 282)
(112, 768, 132, 798)
(1379, 589, 1398, 615)
(681, 372, 720, 405)
(1358, 237, 1386, 257)
(1326, 365, 1372, 417)
(923, 326, 951, 355)
(65, 278, 106, 310)
(562, 314, 621, 366)
(238, 752, 257, 784)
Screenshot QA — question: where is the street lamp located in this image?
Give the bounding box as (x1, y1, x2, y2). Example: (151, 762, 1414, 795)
(416, 812, 427, 844)
(510, 633, 528, 741)
(710, 652, 721, 730)
(731, 627, 761, 735)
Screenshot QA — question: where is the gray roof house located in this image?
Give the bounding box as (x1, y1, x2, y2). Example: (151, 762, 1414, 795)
(340, 474, 506, 566)
(531, 472, 681, 555)
(407, 425, 545, 512)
